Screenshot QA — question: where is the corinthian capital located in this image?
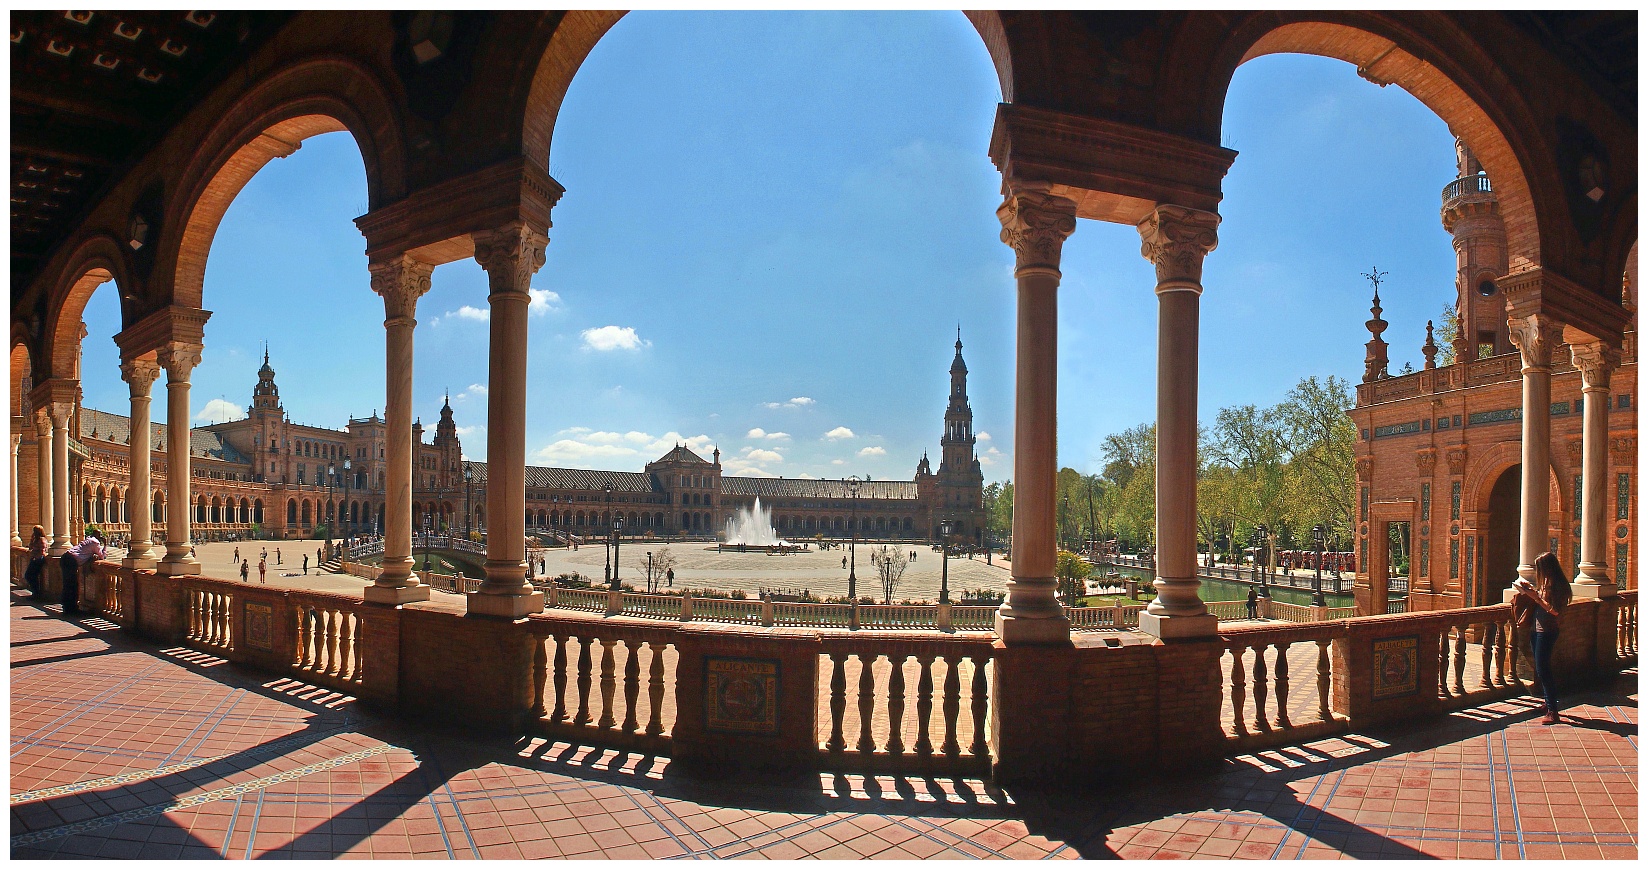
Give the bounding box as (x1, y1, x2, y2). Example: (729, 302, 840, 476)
(119, 358, 162, 396)
(47, 401, 74, 426)
(156, 341, 204, 383)
(33, 408, 51, 436)
(1567, 341, 1621, 390)
(1507, 312, 1560, 372)
(1137, 204, 1220, 288)
(369, 255, 435, 324)
(472, 223, 549, 296)
(996, 183, 1077, 275)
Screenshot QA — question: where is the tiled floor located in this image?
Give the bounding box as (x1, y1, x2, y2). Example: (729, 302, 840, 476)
(10, 591, 1638, 859)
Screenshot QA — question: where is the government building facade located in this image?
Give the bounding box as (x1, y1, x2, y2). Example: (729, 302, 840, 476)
(18, 340, 986, 547)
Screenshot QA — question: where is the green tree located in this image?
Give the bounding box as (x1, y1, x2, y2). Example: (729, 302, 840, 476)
(1055, 549, 1091, 603)
(1436, 302, 1459, 367)
(1100, 423, 1156, 549)
(982, 480, 1013, 543)
(1274, 375, 1357, 544)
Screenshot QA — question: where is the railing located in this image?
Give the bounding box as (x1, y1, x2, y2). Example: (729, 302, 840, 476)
(688, 597, 763, 625)
(1325, 605, 1358, 620)
(182, 580, 234, 654)
(1065, 603, 1146, 631)
(1208, 600, 1251, 621)
(858, 604, 938, 630)
(1442, 173, 1492, 203)
(1388, 598, 1409, 614)
(525, 616, 676, 755)
(1435, 608, 1520, 702)
(618, 591, 683, 621)
(818, 634, 994, 774)
(1223, 621, 1342, 746)
(291, 592, 368, 694)
(772, 601, 853, 627)
(99, 568, 127, 622)
(1617, 591, 1638, 662)
(556, 587, 610, 613)
(951, 605, 997, 631)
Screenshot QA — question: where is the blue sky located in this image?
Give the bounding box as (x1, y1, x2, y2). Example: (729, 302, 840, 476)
(76, 11, 1457, 481)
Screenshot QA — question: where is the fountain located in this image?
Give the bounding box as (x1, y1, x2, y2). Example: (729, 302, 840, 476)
(722, 497, 787, 547)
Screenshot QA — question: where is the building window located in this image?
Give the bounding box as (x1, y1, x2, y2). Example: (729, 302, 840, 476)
(1618, 473, 1631, 520)
(1451, 481, 1461, 521)
(1420, 483, 1430, 522)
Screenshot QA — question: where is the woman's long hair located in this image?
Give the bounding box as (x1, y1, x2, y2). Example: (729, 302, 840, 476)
(1533, 551, 1572, 612)
(29, 525, 44, 543)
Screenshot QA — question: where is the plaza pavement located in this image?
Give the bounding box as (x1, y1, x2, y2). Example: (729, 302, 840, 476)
(10, 588, 1636, 860)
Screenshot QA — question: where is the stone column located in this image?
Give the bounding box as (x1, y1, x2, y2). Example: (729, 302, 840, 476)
(1507, 312, 1557, 583)
(121, 358, 161, 569)
(365, 255, 434, 605)
(49, 401, 73, 555)
(34, 410, 52, 552)
(470, 223, 548, 617)
(9, 425, 22, 547)
(1569, 341, 1619, 598)
(994, 182, 1075, 644)
(1137, 204, 1221, 640)
(155, 342, 203, 576)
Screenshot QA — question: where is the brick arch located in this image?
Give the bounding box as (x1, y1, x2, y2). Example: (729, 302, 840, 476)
(10, 343, 33, 419)
(1202, 19, 1546, 275)
(41, 234, 136, 382)
(161, 56, 407, 311)
(1461, 439, 1565, 518)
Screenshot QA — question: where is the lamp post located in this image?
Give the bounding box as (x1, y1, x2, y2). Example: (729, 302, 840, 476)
(325, 463, 337, 554)
(647, 551, 654, 593)
(847, 475, 860, 628)
(1060, 493, 1070, 552)
(1256, 523, 1270, 597)
(603, 484, 613, 584)
(939, 518, 954, 605)
(464, 466, 473, 536)
(422, 511, 432, 574)
(610, 514, 624, 590)
(1312, 523, 1327, 607)
(340, 457, 352, 548)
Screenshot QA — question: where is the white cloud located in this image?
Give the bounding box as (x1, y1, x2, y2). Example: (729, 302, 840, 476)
(584, 431, 627, 445)
(831, 459, 846, 466)
(742, 447, 784, 464)
(455, 425, 486, 439)
(534, 428, 714, 469)
(195, 398, 244, 423)
(457, 383, 487, 401)
(976, 431, 991, 441)
(558, 426, 592, 436)
(720, 459, 777, 477)
(450, 305, 489, 322)
(580, 325, 649, 352)
(857, 446, 887, 457)
(528, 288, 562, 316)
(762, 396, 815, 410)
(623, 431, 652, 444)
(533, 440, 641, 465)
(795, 473, 817, 480)
(824, 426, 855, 441)
(746, 428, 790, 441)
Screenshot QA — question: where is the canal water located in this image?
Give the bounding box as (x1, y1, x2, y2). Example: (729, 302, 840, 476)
(1101, 564, 1354, 607)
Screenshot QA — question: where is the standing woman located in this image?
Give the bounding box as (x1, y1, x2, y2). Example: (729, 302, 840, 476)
(1512, 551, 1572, 725)
(23, 525, 47, 595)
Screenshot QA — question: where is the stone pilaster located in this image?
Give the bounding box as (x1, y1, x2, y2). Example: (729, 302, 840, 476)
(48, 401, 73, 555)
(120, 358, 161, 569)
(34, 409, 53, 554)
(469, 223, 548, 617)
(9, 424, 22, 547)
(1137, 204, 1221, 640)
(366, 255, 434, 605)
(1507, 312, 1558, 583)
(155, 342, 203, 576)
(1569, 341, 1620, 597)
(994, 181, 1076, 645)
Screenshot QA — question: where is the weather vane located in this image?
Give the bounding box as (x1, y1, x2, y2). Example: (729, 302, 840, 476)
(1360, 266, 1388, 298)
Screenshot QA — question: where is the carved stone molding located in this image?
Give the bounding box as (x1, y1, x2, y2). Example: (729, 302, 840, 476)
(33, 407, 51, 436)
(1568, 341, 1621, 390)
(369, 255, 436, 325)
(156, 342, 204, 383)
(1446, 446, 1468, 476)
(997, 182, 1077, 275)
(1137, 204, 1219, 288)
(119, 358, 161, 396)
(47, 401, 75, 426)
(1566, 439, 1583, 464)
(1611, 436, 1636, 461)
(1416, 448, 1437, 476)
(1507, 312, 1561, 371)
(472, 223, 549, 297)
(1355, 456, 1373, 482)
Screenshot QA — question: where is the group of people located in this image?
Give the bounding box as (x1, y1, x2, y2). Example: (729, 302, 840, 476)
(21, 525, 106, 616)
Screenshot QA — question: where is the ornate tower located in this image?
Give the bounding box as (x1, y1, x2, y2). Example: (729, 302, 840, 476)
(433, 391, 461, 489)
(1362, 272, 1390, 382)
(1442, 137, 1509, 361)
(250, 346, 287, 482)
(935, 331, 985, 541)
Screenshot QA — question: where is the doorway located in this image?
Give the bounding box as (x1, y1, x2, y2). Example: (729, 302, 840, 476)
(1480, 465, 1521, 606)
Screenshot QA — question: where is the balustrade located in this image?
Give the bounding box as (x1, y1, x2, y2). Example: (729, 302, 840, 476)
(1615, 591, 1637, 662)
(818, 635, 992, 773)
(1434, 610, 1519, 701)
(526, 617, 676, 754)
(183, 582, 234, 653)
(292, 594, 367, 692)
(1223, 623, 1339, 745)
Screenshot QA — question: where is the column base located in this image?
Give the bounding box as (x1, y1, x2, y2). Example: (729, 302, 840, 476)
(364, 583, 431, 605)
(994, 609, 1071, 645)
(1138, 611, 1218, 640)
(155, 558, 202, 576)
(1571, 576, 1617, 599)
(122, 555, 157, 571)
(466, 589, 544, 618)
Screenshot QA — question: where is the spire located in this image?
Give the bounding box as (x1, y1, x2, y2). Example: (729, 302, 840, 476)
(1361, 267, 1390, 382)
(951, 326, 967, 374)
(1422, 319, 1438, 370)
(443, 388, 451, 412)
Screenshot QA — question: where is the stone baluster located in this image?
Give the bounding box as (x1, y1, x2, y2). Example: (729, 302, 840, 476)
(647, 642, 667, 735)
(1569, 342, 1620, 598)
(598, 638, 618, 730)
(531, 637, 549, 718)
(1452, 625, 1468, 693)
(1229, 645, 1248, 737)
(856, 654, 876, 753)
(1438, 631, 1452, 697)
(573, 638, 593, 727)
(366, 256, 434, 604)
(622, 641, 641, 733)
(470, 225, 549, 617)
(155, 343, 203, 575)
(1251, 644, 1270, 732)
(914, 653, 935, 756)
(994, 181, 1076, 644)
(885, 653, 906, 755)
(826, 653, 848, 753)
(551, 634, 569, 723)
(1316, 640, 1332, 722)
(1273, 642, 1291, 730)
(969, 655, 989, 757)
(337, 613, 355, 680)
(941, 654, 962, 756)
(1479, 622, 1498, 688)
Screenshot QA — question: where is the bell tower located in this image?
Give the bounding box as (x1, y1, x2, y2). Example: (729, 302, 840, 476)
(939, 328, 975, 474)
(935, 330, 984, 541)
(1441, 136, 1509, 361)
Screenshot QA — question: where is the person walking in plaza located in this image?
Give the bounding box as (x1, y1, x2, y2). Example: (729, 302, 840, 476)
(240, 560, 250, 582)
(58, 531, 106, 617)
(276, 547, 281, 565)
(1513, 551, 1572, 725)
(234, 546, 240, 564)
(258, 557, 267, 584)
(23, 525, 48, 595)
(1246, 586, 1260, 620)
(302, 554, 309, 575)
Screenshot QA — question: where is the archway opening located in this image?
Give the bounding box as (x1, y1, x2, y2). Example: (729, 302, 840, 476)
(1480, 465, 1521, 607)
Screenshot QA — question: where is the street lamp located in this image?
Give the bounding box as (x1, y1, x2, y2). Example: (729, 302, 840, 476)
(422, 511, 432, 574)
(325, 462, 338, 554)
(1255, 524, 1270, 597)
(1311, 523, 1327, 607)
(603, 484, 613, 584)
(610, 514, 624, 590)
(340, 457, 352, 547)
(847, 475, 861, 628)
(939, 518, 954, 605)
(1060, 493, 1070, 552)
(647, 551, 654, 593)
(464, 465, 473, 536)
